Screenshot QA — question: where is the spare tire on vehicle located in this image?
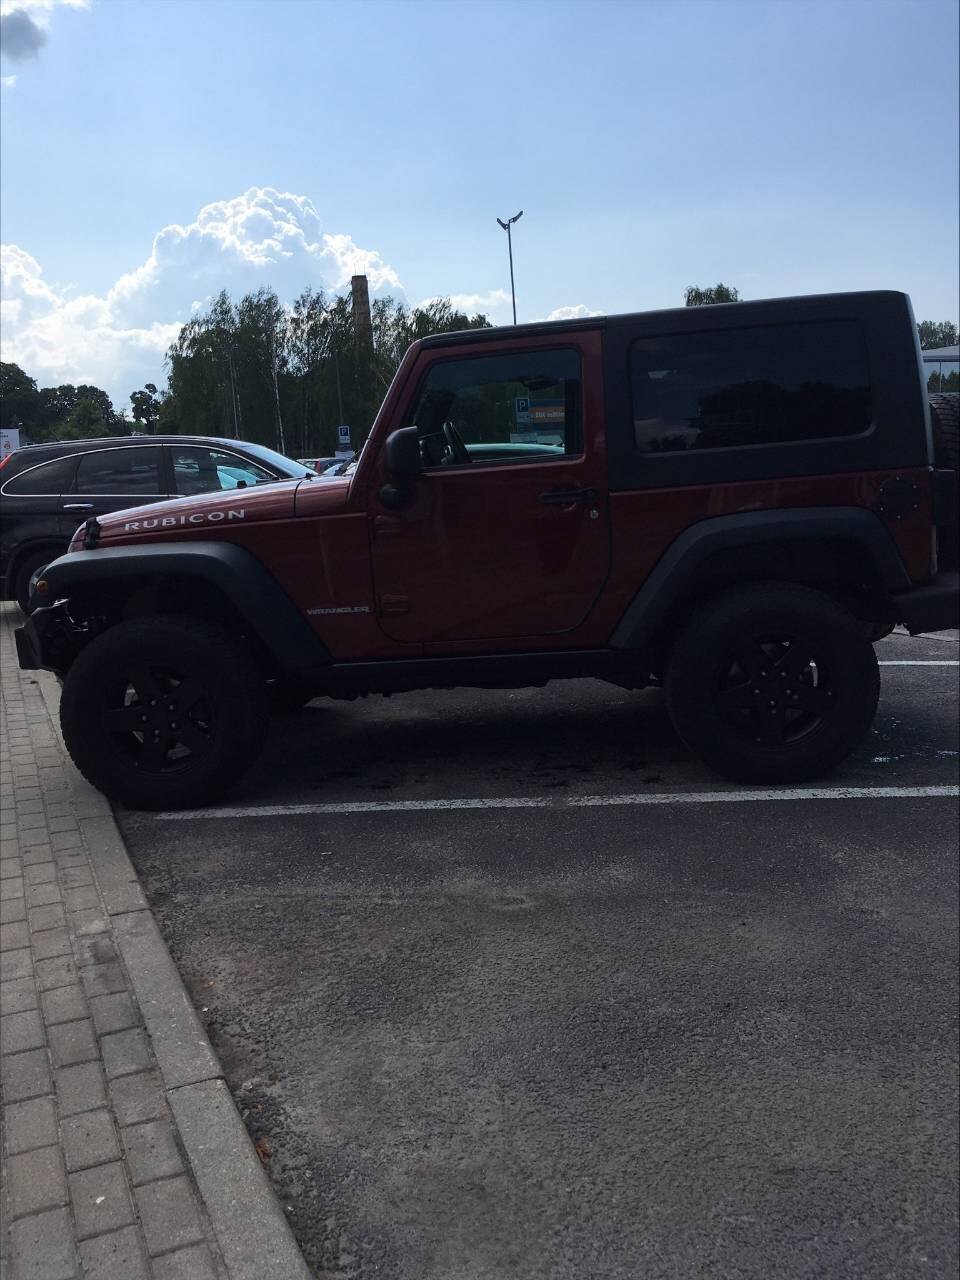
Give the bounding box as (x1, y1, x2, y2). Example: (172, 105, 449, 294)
(929, 393, 959, 571)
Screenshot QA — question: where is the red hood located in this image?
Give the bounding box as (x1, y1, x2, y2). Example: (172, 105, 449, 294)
(69, 476, 351, 549)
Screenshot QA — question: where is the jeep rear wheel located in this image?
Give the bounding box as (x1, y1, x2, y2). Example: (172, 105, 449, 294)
(60, 615, 268, 810)
(664, 583, 880, 784)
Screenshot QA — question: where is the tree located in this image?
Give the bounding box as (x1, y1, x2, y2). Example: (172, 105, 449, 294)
(917, 320, 959, 351)
(684, 283, 741, 306)
(129, 384, 163, 433)
(0, 362, 40, 430)
(163, 283, 491, 458)
(0, 367, 119, 440)
(288, 286, 331, 458)
(35, 383, 118, 441)
(58, 396, 118, 440)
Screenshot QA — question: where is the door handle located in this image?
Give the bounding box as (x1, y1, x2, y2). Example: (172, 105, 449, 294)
(63, 503, 95, 512)
(538, 487, 597, 506)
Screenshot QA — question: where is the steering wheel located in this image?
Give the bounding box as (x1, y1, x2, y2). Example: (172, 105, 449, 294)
(442, 420, 470, 466)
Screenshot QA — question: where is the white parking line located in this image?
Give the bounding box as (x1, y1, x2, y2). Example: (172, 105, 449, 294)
(156, 784, 960, 820)
(878, 660, 959, 666)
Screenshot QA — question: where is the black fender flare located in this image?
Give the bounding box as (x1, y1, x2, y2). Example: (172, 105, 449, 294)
(609, 506, 912, 651)
(39, 541, 332, 671)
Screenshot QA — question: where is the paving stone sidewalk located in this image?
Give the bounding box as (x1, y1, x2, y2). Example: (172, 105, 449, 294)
(0, 604, 311, 1280)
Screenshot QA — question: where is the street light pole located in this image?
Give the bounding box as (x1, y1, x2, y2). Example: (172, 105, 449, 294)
(497, 210, 523, 324)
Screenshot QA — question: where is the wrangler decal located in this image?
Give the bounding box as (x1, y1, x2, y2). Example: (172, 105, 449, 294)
(307, 606, 371, 616)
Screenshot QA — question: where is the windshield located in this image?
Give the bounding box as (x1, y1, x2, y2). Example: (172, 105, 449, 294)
(226, 440, 318, 479)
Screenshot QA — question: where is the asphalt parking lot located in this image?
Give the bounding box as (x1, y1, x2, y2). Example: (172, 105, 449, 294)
(118, 628, 959, 1280)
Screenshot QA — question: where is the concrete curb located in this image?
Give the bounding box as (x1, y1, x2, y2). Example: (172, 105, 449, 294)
(37, 670, 313, 1280)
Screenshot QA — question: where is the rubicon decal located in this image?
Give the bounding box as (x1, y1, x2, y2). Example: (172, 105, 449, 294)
(123, 509, 246, 531)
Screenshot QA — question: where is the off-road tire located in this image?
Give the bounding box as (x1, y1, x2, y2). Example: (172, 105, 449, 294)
(14, 548, 57, 615)
(930, 393, 959, 471)
(929, 393, 959, 571)
(664, 582, 880, 784)
(60, 614, 268, 810)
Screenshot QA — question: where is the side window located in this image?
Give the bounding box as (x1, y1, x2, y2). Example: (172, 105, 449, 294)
(407, 349, 581, 468)
(630, 319, 872, 453)
(74, 447, 164, 495)
(2, 455, 78, 495)
(171, 446, 277, 496)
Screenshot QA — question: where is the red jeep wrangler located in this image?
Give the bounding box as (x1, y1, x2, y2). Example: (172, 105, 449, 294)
(16, 291, 959, 810)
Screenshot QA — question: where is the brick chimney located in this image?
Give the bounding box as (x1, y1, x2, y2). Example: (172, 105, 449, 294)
(351, 274, 373, 351)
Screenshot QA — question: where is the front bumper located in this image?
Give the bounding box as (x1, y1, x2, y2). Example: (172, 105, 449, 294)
(893, 571, 959, 635)
(14, 600, 88, 676)
(14, 622, 40, 670)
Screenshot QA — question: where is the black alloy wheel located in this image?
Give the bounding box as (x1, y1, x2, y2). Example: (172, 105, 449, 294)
(665, 582, 880, 784)
(715, 633, 837, 748)
(60, 614, 268, 810)
(100, 664, 216, 774)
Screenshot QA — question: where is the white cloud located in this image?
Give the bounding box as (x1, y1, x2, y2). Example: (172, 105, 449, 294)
(0, 187, 403, 407)
(1, 72, 16, 86)
(417, 288, 511, 316)
(540, 304, 602, 322)
(0, 0, 89, 17)
(1, 245, 182, 401)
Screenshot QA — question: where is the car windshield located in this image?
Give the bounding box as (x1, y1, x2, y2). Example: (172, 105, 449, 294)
(215, 464, 265, 489)
(227, 441, 318, 479)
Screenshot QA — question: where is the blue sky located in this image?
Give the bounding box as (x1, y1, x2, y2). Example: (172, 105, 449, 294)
(1, 0, 958, 408)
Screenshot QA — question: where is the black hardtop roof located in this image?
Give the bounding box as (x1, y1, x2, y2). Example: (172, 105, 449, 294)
(418, 289, 911, 350)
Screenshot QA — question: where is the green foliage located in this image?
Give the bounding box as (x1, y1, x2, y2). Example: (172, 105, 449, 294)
(927, 368, 959, 393)
(129, 384, 164, 433)
(162, 286, 491, 457)
(0, 364, 120, 441)
(57, 396, 119, 440)
(917, 320, 959, 351)
(684, 283, 741, 306)
(0, 361, 39, 429)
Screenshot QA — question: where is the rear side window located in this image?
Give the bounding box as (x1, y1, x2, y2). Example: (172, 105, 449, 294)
(407, 348, 582, 468)
(1, 455, 78, 495)
(74, 447, 164, 495)
(630, 319, 872, 453)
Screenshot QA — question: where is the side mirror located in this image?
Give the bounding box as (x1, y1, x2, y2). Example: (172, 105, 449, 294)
(385, 427, 422, 478)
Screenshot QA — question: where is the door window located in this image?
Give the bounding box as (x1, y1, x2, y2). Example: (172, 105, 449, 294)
(74, 447, 164, 495)
(407, 349, 582, 468)
(1, 455, 79, 495)
(171, 446, 277, 495)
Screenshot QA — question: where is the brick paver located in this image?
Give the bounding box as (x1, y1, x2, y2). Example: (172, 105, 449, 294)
(1, 605, 228, 1279)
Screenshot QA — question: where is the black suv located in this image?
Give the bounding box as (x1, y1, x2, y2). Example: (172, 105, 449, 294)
(0, 435, 317, 611)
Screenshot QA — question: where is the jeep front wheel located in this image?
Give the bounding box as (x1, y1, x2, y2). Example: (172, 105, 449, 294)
(60, 615, 268, 810)
(664, 582, 880, 784)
